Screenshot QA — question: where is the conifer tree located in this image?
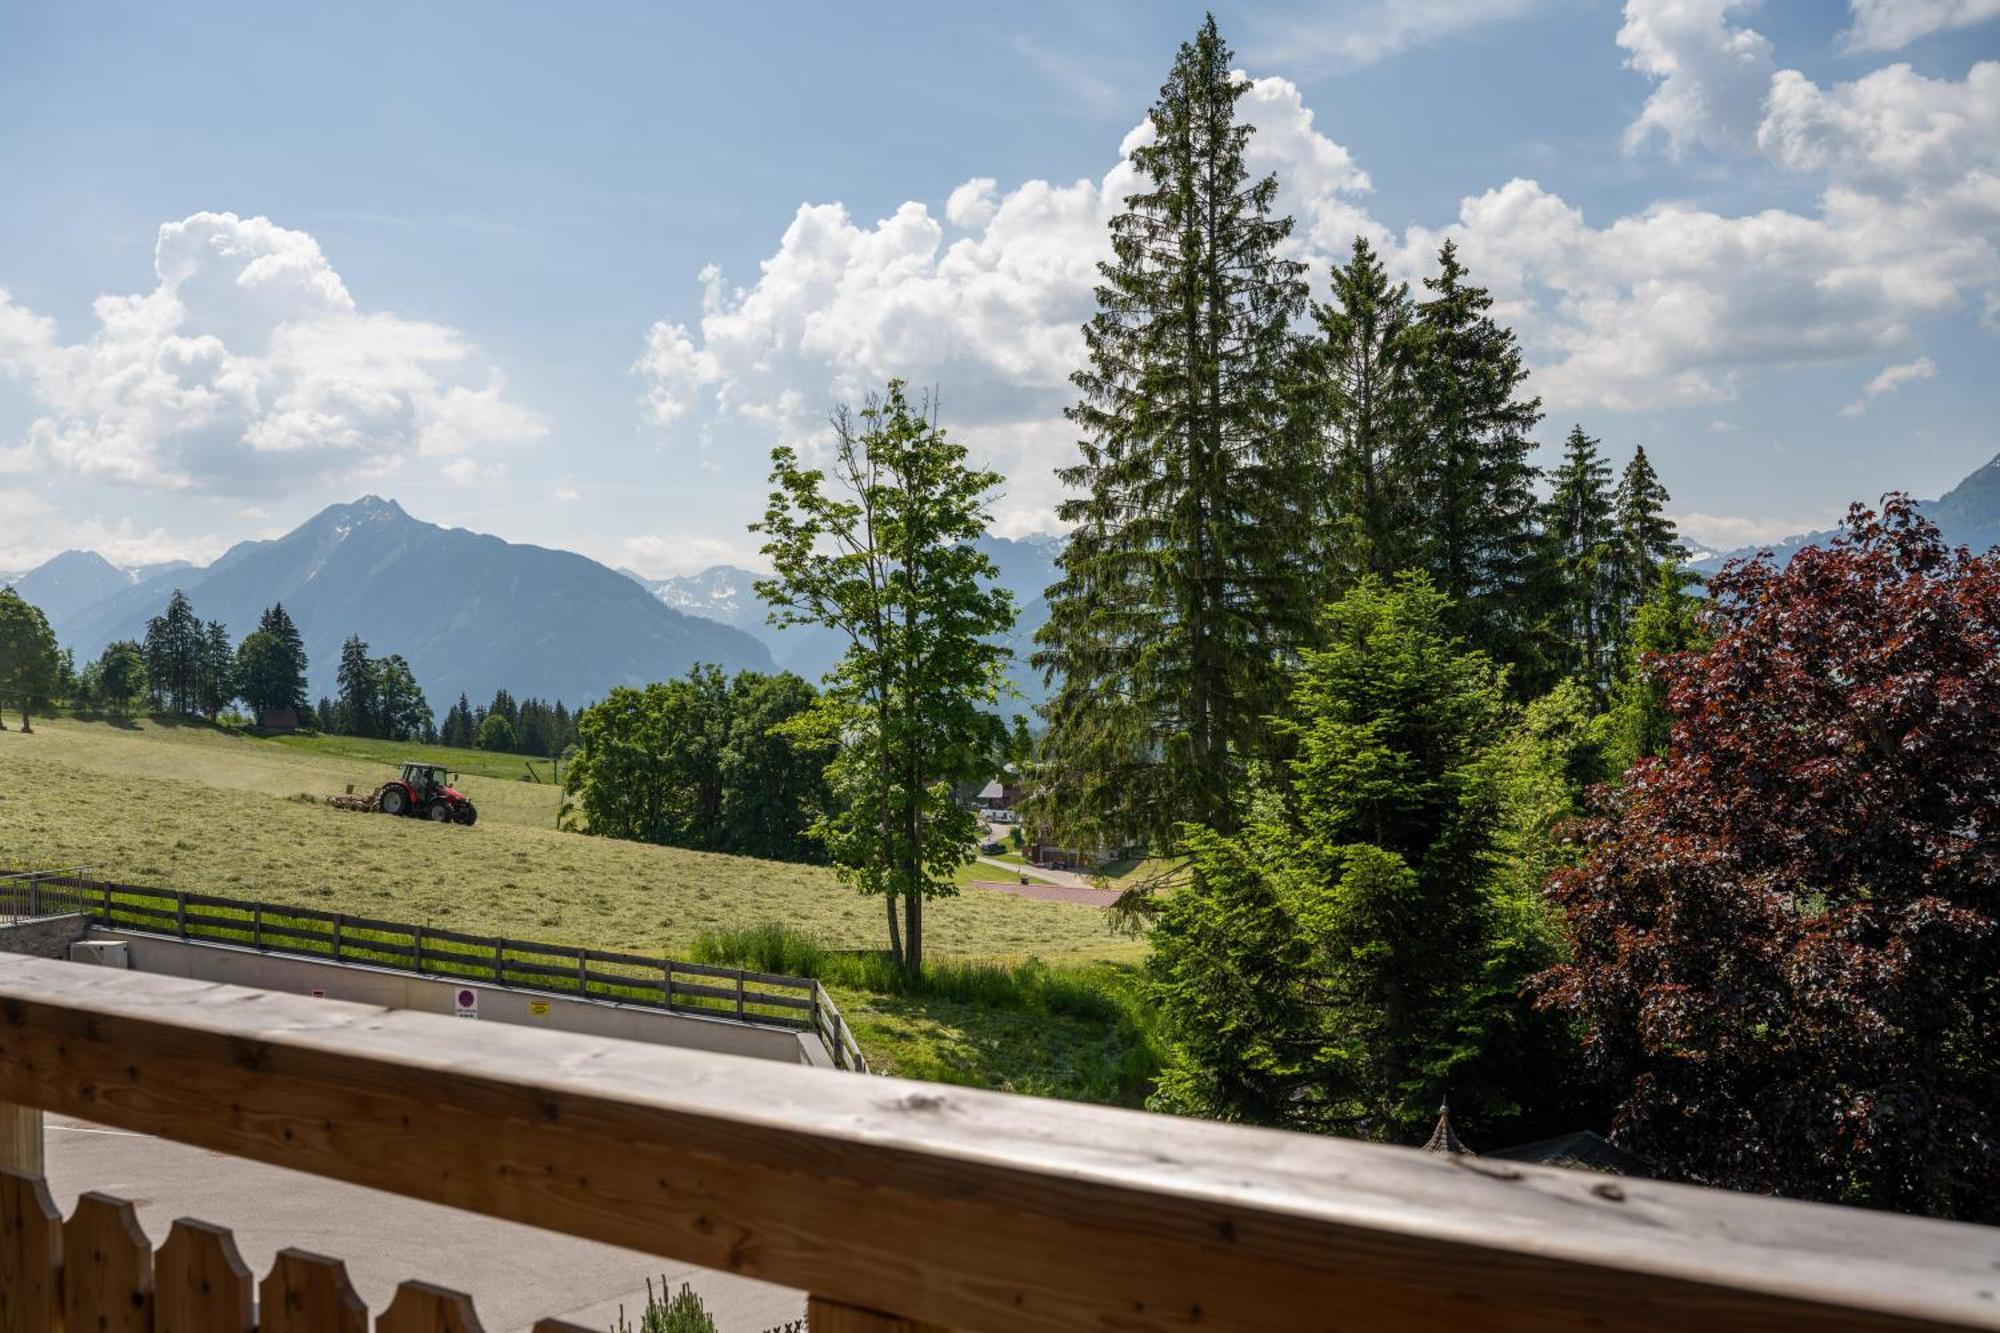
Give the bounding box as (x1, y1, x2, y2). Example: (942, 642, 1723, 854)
(1402, 242, 1544, 685)
(249, 603, 310, 715)
(197, 619, 236, 720)
(1036, 15, 1314, 848)
(1310, 236, 1418, 585)
(336, 634, 378, 738)
(1149, 575, 1560, 1139)
(1540, 426, 1617, 694)
(1609, 445, 1683, 643)
(143, 590, 204, 715)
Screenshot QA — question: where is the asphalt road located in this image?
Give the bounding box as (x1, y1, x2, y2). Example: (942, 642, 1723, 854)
(44, 1115, 806, 1333)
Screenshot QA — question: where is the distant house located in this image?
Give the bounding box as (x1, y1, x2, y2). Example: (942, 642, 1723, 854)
(974, 777, 1028, 811)
(257, 707, 301, 733)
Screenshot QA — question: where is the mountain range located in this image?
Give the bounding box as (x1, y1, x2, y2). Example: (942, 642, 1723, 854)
(16, 452, 1995, 718)
(1691, 452, 2000, 573)
(628, 531, 1063, 706)
(9, 498, 770, 709)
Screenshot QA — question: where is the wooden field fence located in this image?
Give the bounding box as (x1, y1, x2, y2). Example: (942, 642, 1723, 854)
(19, 872, 867, 1074)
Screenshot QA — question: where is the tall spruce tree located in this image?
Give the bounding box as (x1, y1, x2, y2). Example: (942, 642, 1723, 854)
(197, 619, 236, 720)
(336, 634, 379, 737)
(1310, 236, 1418, 585)
(1149, 575, 1562, 1141)
(1540, 426, 1617, 695)
(1403, 242, 1544, 687)
(1035, 15, 1314, 848)
(253, 603, 309, 716)
(143, 590, 204, 715)
(1609, 445, 1683, 642)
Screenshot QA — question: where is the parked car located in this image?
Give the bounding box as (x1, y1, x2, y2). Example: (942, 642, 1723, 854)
(981, 840, 1005, 855)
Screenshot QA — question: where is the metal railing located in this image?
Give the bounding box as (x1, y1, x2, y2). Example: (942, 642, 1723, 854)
(0, 867, 99, 926)
(26, 873, 868, 1073)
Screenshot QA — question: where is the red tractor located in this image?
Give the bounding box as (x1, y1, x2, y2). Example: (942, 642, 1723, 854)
(378, 761, 477, 825)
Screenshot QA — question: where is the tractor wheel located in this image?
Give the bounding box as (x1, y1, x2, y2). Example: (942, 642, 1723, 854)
(455, 802, 477, 827)
(379, 785, 408, 816)
(428, 800, 452, 823)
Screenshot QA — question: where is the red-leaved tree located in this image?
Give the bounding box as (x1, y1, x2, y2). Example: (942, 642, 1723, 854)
(1538, 496, 2000, 1220)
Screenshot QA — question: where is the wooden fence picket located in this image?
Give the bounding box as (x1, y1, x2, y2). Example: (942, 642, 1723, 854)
(63, 1191, 154, 1333)
(260, 1249, 370, 1333)
(377, 1281, 485, 1333)
(0, 1168, 61, 1333)
(156, 1217, 255, 1333)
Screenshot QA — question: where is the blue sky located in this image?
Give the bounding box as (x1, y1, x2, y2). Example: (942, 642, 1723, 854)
(2, 1, 1996, 575)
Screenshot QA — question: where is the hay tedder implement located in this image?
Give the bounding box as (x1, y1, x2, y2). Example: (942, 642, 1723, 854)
(327, 760, 477, 826)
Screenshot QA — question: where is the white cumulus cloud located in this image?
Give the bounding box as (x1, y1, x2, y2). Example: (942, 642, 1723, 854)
(637, 39, 2000, 526)
(0, 212, 544, 494)
(1840, 0, 2000, 53)
(1840, 355, 1939, 415)
(1617, 0, 1775, 157)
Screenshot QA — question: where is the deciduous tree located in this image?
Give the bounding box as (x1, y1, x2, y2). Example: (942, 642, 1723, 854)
(1539, 497, 2000, 1220)
(757, 380, 1014, 971)
(0, 588, 61, 732)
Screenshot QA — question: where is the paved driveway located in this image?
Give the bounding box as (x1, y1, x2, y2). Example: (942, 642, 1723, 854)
(43, 1115, 805, 1333)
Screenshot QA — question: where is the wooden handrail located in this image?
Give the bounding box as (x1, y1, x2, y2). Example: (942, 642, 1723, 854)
(0, 952, 1993, 1332)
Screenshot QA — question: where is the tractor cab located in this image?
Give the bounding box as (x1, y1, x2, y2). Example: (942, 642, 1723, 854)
(399, 761, 450, 799)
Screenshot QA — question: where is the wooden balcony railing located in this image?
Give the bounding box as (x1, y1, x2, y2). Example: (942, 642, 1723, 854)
(0, 950, 1996, 1332)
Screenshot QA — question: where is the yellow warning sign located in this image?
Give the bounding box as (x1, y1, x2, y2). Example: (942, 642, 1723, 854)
(529, 1000, 551, 1016)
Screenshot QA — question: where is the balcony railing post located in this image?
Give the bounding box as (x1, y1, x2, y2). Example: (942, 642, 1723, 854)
(0, 1101, 43, 1176)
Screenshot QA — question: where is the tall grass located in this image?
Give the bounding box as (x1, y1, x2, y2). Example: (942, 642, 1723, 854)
(691, 922, 1130, 1023)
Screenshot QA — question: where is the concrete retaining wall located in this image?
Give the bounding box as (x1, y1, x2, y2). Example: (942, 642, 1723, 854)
(0, 914, 91, 959)
(93, 932, 827, 1067)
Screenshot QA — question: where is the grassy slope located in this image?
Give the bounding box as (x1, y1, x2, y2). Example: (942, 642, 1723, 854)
(1, 717, 1150, 1099)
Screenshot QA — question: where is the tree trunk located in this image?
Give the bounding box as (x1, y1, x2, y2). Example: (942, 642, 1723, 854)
(884, 889, 903, 967)
(904, 887, 922, 975)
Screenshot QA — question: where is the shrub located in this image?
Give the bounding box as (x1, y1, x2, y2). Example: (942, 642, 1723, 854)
(613, 1278, 716, 1333)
